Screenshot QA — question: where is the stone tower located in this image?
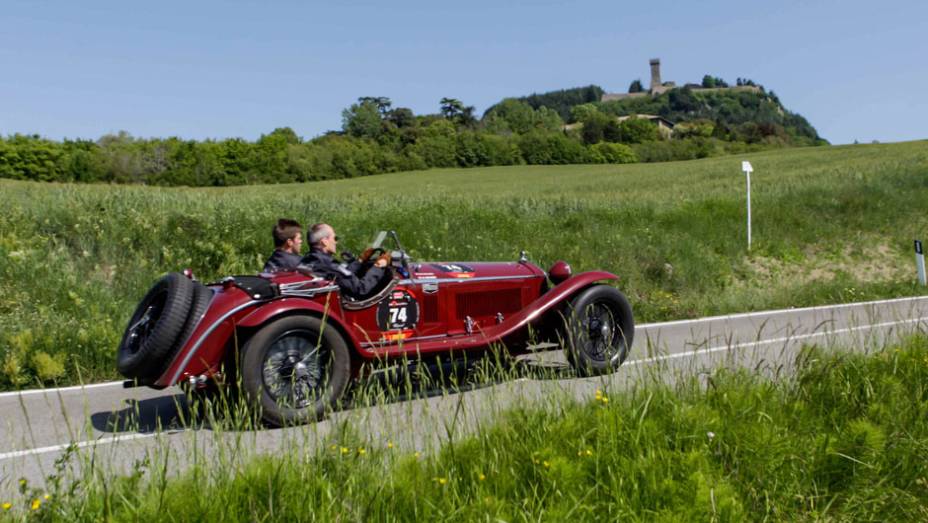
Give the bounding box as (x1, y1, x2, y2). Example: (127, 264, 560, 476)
(649, 58, 662, 92)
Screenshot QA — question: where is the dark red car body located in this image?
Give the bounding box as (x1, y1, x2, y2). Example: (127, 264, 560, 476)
(154, 259, 619, 389)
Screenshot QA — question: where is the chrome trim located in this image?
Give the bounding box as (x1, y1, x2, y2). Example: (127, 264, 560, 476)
(279, 282, 339, 298)
(341, 279, 398, 311)
(359, 333, 449, 348)
(278, 277, 325, 290)
(166, 299, 260, 384)
(398, 274, 537, 285)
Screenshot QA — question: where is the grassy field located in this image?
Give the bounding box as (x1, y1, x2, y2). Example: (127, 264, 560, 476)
(1, 140, 927, 388)
(4, 336, 928, 521)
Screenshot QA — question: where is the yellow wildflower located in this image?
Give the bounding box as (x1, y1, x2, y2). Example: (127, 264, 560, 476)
(437, 478, 447, 485)
(414, 451, 421, 459)
(595, 389, 603, 399)
(358, 448, 366, 456)
(330, 444, 337, 451)
(340, 447, 350, 455)
(601, 396, 609, 404)
(585, 449, 593, 457)
(43, 494, 50, 501)
(479, 473, 486, 481)
(387, 441, 394, 449)
(31, 499, 41, 511)
(2, 502, 11, 511)
(542, 461, 550, 469)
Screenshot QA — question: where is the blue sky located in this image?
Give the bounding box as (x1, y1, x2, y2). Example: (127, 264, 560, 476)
(1, 0, 924, 144)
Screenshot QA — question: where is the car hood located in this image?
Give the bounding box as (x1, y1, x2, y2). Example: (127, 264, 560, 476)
(410, 261, 542, 280)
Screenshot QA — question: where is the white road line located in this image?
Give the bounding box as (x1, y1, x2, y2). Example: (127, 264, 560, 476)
(0, 432, 162, 461)
(626, 317, 925, 367)
(0, 380, 124, 400)
(3, 315, 923, 463)
(636, 295, 928, 329)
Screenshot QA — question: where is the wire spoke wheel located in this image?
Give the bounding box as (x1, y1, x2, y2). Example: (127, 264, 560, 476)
(262, 329, 328, 410)
(580, 303, 620, 362)
(562, 285, 635, 376)
(125, 291, 167, 355)
(241, 315, 351, 427)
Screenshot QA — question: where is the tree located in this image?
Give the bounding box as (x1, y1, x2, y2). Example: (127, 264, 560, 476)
(385, 107, 416, 129)
(440, 98, 465, 120)
(267, 127, 301, 145)
(570, 103, 599, 123)
(482, 99, 535, 134)
(342, 99, 383, 139)
(358, 96, 392, 115)
(628, 79, 644, 93)
(458, 105, 478, 128)
(702, 75, 729, 88)
(579, 111, 610, 144)
(615, 117, 660, 144)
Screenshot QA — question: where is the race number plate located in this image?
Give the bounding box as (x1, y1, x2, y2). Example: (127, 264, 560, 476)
(377, 289, 419, 331)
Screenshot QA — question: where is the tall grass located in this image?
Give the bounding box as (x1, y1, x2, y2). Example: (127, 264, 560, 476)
(5, 335, 928, 521)
(1, 141, 927, 388)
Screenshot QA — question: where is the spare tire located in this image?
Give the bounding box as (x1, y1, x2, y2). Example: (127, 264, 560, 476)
(145, 281, 214, 383)
(117, 273, 195, 379)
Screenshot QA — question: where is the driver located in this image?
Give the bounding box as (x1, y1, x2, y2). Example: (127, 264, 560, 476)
(300, 223, 390, 299)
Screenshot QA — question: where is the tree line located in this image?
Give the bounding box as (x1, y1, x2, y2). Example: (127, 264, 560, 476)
(0, 85, 823, 186)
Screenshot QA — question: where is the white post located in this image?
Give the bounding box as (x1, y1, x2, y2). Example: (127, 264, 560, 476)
(916, 240, 926, 286)
(742, 161, 753, 250)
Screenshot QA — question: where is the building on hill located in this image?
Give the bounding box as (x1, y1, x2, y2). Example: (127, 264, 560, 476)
(601, 58, 760, 101)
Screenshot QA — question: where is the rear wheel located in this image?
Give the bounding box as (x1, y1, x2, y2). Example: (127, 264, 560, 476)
(240, 315, 351, 427)
(562, 285, 634, 376)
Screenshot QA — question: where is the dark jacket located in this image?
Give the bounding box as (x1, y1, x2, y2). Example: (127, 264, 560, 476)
(262, 249, 303, 273)
(300, 249, 385, 299)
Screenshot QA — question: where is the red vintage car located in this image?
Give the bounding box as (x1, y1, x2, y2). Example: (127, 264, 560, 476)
(117, 231, 634, 426)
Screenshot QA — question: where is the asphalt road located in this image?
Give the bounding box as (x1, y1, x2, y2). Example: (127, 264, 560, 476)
(2, 296, 927, 498)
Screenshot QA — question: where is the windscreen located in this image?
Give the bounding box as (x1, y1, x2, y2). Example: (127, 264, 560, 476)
(371, 230, 388, 249)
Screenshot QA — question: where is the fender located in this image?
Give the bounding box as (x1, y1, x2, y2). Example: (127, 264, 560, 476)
(513, 270, 619, 327)
(367, 270, 619, 358)
(237, 296, 363, 350)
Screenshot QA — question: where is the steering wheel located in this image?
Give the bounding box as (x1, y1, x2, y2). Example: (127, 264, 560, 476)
(361, 247, 386, 266)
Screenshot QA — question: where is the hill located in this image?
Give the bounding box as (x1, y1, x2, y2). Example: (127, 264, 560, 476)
(1, 140, 926, 388)
(489, 83, 823, 148)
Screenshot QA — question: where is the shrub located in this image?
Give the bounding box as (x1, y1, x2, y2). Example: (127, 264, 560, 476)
(518, 132, 591, 165)
(32, 351, 65, 382)
(614, 117, 660, 144)
(590, 142, 637, 164)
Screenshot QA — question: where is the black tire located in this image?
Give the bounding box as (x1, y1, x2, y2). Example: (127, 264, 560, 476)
(117, 273, 195, 379)
(240, 315, 351, 427)
(562, 285, 635, 376)
(145, 282, 213, 383)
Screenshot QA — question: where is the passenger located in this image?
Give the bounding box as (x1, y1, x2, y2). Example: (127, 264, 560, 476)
(301, 223, 389, 298)
(262, 218, 304, 273)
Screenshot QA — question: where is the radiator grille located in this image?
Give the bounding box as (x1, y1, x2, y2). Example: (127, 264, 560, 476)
(422, 293, 440, 323)
(456, 288, 522, 319)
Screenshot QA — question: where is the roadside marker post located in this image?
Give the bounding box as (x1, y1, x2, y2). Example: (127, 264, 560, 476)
(916, 240, 926, 285)
(741, 161, 753, 250)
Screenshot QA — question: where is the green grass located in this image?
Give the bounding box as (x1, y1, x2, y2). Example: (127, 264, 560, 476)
(1, 141, 927, 388)
(6, 336, 928, 521)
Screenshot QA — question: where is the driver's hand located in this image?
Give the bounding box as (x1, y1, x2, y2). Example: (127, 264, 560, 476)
(359, 247, 375, 262)
(374, 252, 390, 268)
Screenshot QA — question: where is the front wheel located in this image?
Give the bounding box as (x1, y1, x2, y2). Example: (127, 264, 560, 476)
(562, 285, 635, 376)
(240, 315, 351, 427)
